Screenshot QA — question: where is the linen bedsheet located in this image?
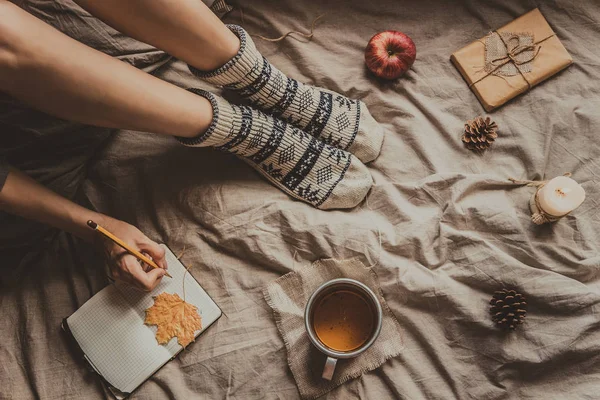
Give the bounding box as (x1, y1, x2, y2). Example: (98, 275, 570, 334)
(1, 0, 599, 399)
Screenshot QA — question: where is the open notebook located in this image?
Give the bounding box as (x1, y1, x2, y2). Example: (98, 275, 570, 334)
(63, 245, 221, 398)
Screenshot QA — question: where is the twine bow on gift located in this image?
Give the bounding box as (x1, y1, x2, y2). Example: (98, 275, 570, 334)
(470, 30, 556, 89)
(489, 35, 541, 78)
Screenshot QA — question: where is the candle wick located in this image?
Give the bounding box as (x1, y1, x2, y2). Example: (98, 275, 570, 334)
(555, 187, 571, 197)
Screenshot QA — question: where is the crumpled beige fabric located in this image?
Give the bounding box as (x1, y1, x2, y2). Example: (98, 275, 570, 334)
(264, 258, 403, 399)
(1, 0, 600, 399)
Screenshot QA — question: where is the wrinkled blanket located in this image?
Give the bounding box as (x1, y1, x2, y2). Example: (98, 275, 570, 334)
(1, 0, 599, 399)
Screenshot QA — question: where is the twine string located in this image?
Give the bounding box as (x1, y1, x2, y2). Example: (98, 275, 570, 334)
(362, 190, 383, 269)
(253, 14, 324, 42)
(493, 32, 536, 90)
(507, 177, 548, 187)
(469, 31, 555, 89)
(367, 225, 383, 269)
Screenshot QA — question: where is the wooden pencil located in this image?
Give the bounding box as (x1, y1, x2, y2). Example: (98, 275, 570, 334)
(87, 220, 172, 279)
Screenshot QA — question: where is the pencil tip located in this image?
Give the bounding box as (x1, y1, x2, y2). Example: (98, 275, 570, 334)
(87, 220, 98, 229)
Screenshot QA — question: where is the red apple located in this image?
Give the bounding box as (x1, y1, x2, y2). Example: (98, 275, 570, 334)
(365, 30, 416, 80)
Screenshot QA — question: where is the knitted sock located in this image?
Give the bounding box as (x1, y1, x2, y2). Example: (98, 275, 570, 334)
(178, 89, 372, 209)
(189, 25, 384, 163)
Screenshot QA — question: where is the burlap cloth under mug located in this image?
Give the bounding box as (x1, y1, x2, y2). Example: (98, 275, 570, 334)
(264, 258, 404, 399)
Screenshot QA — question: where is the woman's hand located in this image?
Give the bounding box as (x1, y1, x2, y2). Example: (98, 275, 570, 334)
(95, 216, 168, 291)
(0, 167, 168, 291)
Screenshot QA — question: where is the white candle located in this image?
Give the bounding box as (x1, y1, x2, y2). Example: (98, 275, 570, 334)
(537, 176, 585, 217)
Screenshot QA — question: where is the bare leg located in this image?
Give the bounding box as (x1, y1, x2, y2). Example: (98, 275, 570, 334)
(69, 0, 385, 164)
(0, 1, 211, 138)
(73, 0, 240, 71)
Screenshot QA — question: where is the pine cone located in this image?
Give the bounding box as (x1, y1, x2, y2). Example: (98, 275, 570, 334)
(490, 289, 527, 330)
(462, 116, 498, 151)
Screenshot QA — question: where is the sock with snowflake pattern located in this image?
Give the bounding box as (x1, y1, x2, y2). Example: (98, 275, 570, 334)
(189, 25, 384, 163)
(177, 89, 373, 209)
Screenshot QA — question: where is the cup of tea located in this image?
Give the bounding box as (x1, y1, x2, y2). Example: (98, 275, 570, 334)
(304, 278, 383, 380)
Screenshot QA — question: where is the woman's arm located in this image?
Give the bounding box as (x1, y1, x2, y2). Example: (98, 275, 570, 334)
(0, 1, 213, 139)
(0, 167, 168, 291)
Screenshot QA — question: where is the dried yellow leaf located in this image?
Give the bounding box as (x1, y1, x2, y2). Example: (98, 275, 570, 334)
(144, 292, 202, 348)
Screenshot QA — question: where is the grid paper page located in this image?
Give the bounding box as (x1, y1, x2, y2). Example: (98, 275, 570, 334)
(67, 245, 221, 393)
(116, 246, 222, 358)
(67, 285, 171, 392)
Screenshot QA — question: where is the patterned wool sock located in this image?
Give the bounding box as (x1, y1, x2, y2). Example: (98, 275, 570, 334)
(177, 89, 372, 209)
(189, 25, 384, 163)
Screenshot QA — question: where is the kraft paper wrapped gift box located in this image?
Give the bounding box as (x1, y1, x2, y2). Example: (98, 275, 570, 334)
(451, 8, 573, 112)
